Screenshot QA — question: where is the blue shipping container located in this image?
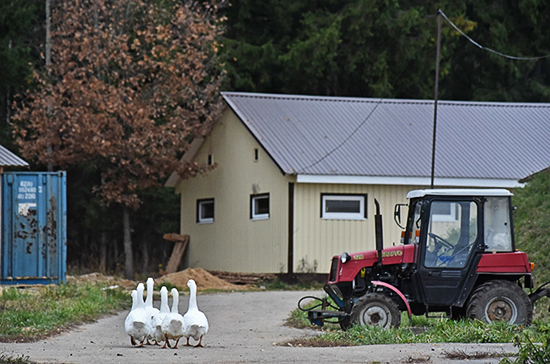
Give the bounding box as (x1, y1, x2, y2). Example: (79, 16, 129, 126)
(1, 172, 67, 285)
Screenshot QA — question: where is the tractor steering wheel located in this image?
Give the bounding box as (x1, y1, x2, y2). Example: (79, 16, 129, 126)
(428, 232, 453, 249)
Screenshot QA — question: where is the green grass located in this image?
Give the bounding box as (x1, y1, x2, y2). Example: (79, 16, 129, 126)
(513, 170, 550, 321)
(514, 171, 550, 286)
(0, 354, 31, 364)
(0, 354, 32, 364)
(262, 277, 324, 291)
(288, 306, 550, 346)
(0, 282, 130, 342)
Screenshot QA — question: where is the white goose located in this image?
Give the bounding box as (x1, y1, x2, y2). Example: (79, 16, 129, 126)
(161, 288, 185, 349)
(183, 279, 209, 347)
(144, 277, 160, 344)
(124, 284, 150, 346)
(151, 286, 170, 346)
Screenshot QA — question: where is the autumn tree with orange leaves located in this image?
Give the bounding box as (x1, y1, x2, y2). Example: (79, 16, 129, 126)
(13, 0, 225, 279)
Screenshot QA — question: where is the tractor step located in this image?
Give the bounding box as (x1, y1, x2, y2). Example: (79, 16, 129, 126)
(307, 309, 348, 327)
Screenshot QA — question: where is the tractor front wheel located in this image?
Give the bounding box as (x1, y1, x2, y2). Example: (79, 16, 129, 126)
(466, 280, 533, 325)
(350, 293, 400, 329)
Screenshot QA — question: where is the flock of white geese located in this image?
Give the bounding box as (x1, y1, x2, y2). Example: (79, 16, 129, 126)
(124, 277, 209, 349)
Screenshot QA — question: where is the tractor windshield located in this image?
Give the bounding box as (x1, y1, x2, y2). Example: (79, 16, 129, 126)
(425, 200, 478, 268)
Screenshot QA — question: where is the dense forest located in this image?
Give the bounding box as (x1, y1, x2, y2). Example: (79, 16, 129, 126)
(1, 0, 549, 278)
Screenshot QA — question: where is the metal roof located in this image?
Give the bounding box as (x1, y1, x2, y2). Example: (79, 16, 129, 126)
(222, 92, 550, 182)
(406, 189, 513, 199)
(0, 145, 28, 167)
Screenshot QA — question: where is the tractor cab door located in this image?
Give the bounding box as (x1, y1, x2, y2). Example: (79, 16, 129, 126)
(417, 198, 480, 307)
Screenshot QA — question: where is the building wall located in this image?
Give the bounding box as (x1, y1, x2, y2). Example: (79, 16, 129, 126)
(293, 183, 425, 273)
(172, 109, 511, 274)
(175, 110, 292, 273)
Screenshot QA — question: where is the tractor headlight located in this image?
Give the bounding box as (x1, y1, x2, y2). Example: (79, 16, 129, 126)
(341, 252, 351, 264)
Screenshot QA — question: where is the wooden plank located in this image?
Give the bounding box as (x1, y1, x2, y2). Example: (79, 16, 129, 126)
(163, 233, 189, 243)
(164, 234, 189, 273)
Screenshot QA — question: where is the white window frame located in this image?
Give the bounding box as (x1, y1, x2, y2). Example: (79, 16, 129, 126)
(197, 198, 214, 224)
(251, 193, 269, 220)
(321, 194, 367, 220)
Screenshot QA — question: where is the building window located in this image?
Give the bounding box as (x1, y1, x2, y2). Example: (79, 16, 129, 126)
(251, 193, 269, 220)
(254, 148, 259, 162)
(321, 194, 367, 220)
(431, 201, 458, 222)
(197, 198, 214, 223)
(207, 154, 213, 166)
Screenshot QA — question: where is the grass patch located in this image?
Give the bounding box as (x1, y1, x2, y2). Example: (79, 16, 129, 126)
(513, 170, 550, 321)
(262, 277, 324, 291)
(287, 303, 550, 347)
(0, 282, 129, 342)
(0, 354, 32, 364)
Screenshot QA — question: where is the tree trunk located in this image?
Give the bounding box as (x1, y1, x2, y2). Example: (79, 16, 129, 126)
(99, 230, 107, 273)
(123, 206, 134, 279)
(112, 237, 118, 272)
(141, 237, 149, 274)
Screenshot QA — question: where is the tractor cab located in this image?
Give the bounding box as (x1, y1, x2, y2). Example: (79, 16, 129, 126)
(402, 189, 517, 309)
(301, 189, 548, 330)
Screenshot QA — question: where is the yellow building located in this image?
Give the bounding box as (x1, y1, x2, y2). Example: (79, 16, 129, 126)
(166, 92, 550, 275)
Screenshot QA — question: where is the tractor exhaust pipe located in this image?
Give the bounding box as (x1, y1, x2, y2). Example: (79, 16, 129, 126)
(374, 199, 383, 264)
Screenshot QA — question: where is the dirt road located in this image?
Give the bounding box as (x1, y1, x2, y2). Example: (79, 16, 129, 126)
(0, 290, 515, 363)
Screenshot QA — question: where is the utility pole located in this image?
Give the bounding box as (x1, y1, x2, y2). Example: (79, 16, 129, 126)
(46, 0, 53, 172)
(46, 0, 51, 69)
(431, 10, 442, 189)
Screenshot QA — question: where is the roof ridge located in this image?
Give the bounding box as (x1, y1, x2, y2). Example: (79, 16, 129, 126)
(222, 92, 550, 108)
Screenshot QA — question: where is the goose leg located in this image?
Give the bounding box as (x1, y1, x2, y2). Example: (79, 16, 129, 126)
(172, 337, 180, 349)
(194, 336, 204, 348)
(184, 337, 191, 346)
(130, 336, 137, 346)
(162, 333, 171, 349)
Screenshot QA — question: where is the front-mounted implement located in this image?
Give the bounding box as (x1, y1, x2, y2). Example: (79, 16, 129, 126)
(300, 189, 550, 329)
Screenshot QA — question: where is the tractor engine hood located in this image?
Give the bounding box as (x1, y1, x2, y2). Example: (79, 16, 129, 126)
(330, 244, 416, 283)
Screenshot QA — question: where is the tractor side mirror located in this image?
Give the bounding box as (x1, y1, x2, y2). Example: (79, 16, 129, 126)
(394, 203, 407, 229)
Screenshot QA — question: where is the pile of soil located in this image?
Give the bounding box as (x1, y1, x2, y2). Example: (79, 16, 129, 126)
(155, 268, 248, 291)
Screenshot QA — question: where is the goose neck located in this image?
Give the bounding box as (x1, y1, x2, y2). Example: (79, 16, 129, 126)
(171, 293, 179, 313)
(189, 285, 198, 311)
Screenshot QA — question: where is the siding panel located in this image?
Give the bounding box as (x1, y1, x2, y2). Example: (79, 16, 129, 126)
(177, 111, 291, 273)
(294, 184, 426, 273)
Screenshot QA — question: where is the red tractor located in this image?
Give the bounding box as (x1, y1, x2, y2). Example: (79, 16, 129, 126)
(301, 189, 550, 329)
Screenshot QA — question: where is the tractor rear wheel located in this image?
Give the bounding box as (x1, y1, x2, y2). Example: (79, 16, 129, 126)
(350, 293, 400, 329)
(466, 280, 533, 325)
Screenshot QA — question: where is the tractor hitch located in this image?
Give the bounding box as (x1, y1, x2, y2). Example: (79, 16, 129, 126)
(298, 284, 349, 327)
(529, 281, 550, 310)
(307, 309, 349, 327)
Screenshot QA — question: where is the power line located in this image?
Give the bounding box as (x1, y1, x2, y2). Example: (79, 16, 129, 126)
(439, 9, 550, 61)
(297, 100, 382, 173)
(299, 10, 548, 174)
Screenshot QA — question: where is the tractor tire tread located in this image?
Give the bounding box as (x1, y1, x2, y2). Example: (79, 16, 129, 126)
(466, 279, 532, 325)
(350, 293, 401, 329)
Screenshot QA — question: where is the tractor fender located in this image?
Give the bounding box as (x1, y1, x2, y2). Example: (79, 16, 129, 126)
(371, 280, 412, 324)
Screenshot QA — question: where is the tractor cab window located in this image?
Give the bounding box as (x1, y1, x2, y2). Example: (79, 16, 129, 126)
(484, 197, 513, 252)
(408, 201, 422, 245)
(425, 200, 478, 268)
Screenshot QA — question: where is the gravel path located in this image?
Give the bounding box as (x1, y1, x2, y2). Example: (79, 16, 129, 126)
(0, 290, 516, 363)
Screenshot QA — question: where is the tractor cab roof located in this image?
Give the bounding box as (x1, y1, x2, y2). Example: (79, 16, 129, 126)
(406, 189, 513, 200)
